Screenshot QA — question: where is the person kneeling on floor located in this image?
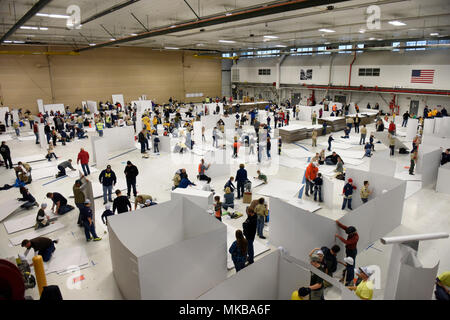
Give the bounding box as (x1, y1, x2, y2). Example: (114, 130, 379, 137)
(21, 236, 58, 262)
(46, 192, 74, 215)
(80, 199, 101, 242)
(18, 186, 38, 209)
(35, 203, 54, 229)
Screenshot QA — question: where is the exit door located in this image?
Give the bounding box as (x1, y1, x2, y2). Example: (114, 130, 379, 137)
(292, 93, 301, 105)
(409, 100, 419, 116)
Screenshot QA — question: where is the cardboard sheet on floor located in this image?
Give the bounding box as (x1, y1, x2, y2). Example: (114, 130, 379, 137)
(32, 166, 58, 180)
(283, 148, 314, 159)
(9, 222, 65, 246)
(317, 164, 337, 177)
(337, 136, 365, 145)
(4, 211, 57, 234)
(45, 246, 90, 275)
(286, 198, 321, 213)
(226, 224, 269, 270)
(81, 180, 128, 199)
(404, 181, 422, 199)
(336, 149, 365, 159)
(0, 134, 13, 142)
(0, 199, 24, 222)
(17, 136, 36, 141)
(279, 156, 308, 169)
(66, 166, 99, 178)
(395, 171, 422, 181)
(256, 179, 299, 201)
(13, 154, 46, 164)
(320, 142, 352, 150)
(340, 157, 364, 166)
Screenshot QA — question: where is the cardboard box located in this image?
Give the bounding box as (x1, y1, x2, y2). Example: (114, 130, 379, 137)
(243, 192, 252, 204)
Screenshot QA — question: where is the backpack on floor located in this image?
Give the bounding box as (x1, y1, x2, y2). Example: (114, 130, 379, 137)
(336, 173, 345, 181)
(399, 148, 408, 154)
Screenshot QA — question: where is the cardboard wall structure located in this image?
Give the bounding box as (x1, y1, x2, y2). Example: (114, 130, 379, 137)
(421, 135, 450, 149)
(171, 187, 213, 210)
(406, 119, 419, 141)
(270, 168, 406, 261)
(43, 104, 65, 114)
(369, 153, 396, 177)
(433, 117, 450, 138)
(417, 145, 442, 186)
(436, 163, 450, 194)
(36, 100, 44, 113)
(108, 198, 227, 300)
(112, 94, 125, 107)
(87, 100, 98, 113)
(38, 123, 48, 150)
(423, 118, 435, 136)
(91, 136, 109, 168)
(102, 126, 135, 154)
(201, 114, 222, 130)
(199, 249, 357, 300)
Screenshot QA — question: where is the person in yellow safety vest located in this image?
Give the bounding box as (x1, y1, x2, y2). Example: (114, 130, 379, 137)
(152, 116, 158, 127)
(291, 287, 310, 300)
(105, 115, 112, 128)
(428, 111, 433, 118)
(96, 121, 104, 137)
(432, 108, 438, 117)
(348, 266, 375, 300)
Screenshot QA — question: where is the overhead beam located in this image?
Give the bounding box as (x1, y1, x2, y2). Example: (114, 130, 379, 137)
(130, 12, 149, 32)
(81, 0, 141, 25)
(0, 0, 53, 43)
(183, 0, 200, 20)
(75, 0, 351, 52)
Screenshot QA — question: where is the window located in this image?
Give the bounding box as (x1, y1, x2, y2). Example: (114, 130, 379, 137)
(356, 43, 364, 53)
(256, 49, 280, 57)
(392, 42, 400, 52)
(358, 68, 380, 76)
(231, 69, 240, 82)
(439, 39, 450, 44)
(317, 46, 330, 54)
(258, 69, 271, 75)
(339, 44, 352, 53)
(222, 53, 231, 57)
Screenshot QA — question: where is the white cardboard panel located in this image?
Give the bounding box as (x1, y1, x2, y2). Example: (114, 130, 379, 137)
(13, 154, 46, 164)
(286, 199, 321, 213)
(37, 100, 44, 113)
(406, 119, 419, 141)
(102, 126, 135, 154)
(9, 222, 65, 246)
(0, 199, 24, 222)
(38, 123, 48, 150)
(112, 94, 124, 107)
(417, 145, 442, 186)
(396, 260, 439, 300)
(92, 137, 109, 169)
(421, 135, 450, 149)
(283, 148, 314, 159)
(18, 136, 35, 141)
(405, 181, 422, 199)
(423, 118, 435, 135)
(159, 135, 171, 153)
(171, 187, 213, 210)
(256, 179, 300, 201)
(0, 135, 12, 142)
(269, 197, 336, 260)
(369, 154, 396, 177)
(45, 246, 89, 275)
(199, 250, 280, 300)
(434, 117, 450, 137)
(43, 104, 65, 114)
(320, 142, 352, 150)
(276, 256, 311, 300)
(3, 211, 57, 234)
(436, 163, 450, 194)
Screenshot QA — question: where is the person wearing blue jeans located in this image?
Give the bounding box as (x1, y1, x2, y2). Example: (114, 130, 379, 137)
(79, 200, 101, 242)
(46, 192, 74, 215)
(81, 164, 90, 176)
(99, 165, 117, 204)
(21, 237, 57, 262)
(235, 164, 247, 199)
(342, 178, 356, 210)
(255, 198, 268, 239)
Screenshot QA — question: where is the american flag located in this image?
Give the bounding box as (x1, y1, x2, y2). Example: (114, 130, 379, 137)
(411, 69, 434, 84)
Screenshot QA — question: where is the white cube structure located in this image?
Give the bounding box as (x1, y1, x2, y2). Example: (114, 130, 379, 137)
(171, 187, 213, 210)
(436, 163, 450, 194)
(108, 198, 227, 300)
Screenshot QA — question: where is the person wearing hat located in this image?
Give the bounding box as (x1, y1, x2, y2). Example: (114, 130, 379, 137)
(35, 203, 52, 229)
(79, 199, 101, 242)
(335, 221, 359, 265)
(308, 254, 326, 300)
(134, 194, 153, 210)
(291, 287, 310, 300)
(338, 257, 355, 286)
(124, 161, 139, 198)
(101, 203, 114, 225)
(435, 271, 450, 300)
(341, 178, 357, 210)
(348, 267, 375, 300)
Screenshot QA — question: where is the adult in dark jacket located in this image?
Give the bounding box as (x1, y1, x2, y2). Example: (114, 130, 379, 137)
(124, 161, 139, 198)
(243, 207, 257, 264)
(18, 186, 38, 209)
(113, 189, 132, 214)
(325, 152, 343, 166)
(99, 165, 117, 204)
(138, 129, 149, 154)
(0, 141, 13, 169)
(235, 164, 248, 199)
(321, 245, 340, 277)
(336, 221, 359, 265)
(79, 200, 101, 242)
(441, 149, 450, 166)
(46, 192, 74, 215)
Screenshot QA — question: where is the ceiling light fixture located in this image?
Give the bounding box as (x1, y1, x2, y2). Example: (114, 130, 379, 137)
(130, 33, 138, 36)
(430, 33, 439, 36)
(20, 26, 38, 30)
(170, 25, 176, 28)
(388, 21, 406, 26)
(324, 42, 330, 44)
(89, 43, 96, 46)
(264, 35, 278, 39)
(164, 47, 179, 50)
(13, 40, 25, 44)
(368, 37, 375, 40)
(39, 27, 48, 30)
(218, 40, 236, 43)
(225, 13, 232, 16)
(36, 13, 70, 19)
(3, 40, 12, 43)
(359, 29, 365, 34)
(110, 38, 116, 41)
(275, 45, 287, 48)
(318, 28, 335, 33)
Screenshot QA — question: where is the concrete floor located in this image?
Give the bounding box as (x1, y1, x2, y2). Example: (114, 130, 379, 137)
(0, 116, 448, 300)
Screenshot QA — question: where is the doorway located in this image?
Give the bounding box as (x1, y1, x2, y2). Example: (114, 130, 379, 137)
(409, 100, 419, 116)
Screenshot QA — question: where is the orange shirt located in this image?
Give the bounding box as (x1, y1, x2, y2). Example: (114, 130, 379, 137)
(305, 163, 318, 181)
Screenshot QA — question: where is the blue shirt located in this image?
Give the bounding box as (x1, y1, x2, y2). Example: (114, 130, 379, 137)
(236, 168, 247, 183)
(229, 241, 247, 263)
(178, 178, 194, 188)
